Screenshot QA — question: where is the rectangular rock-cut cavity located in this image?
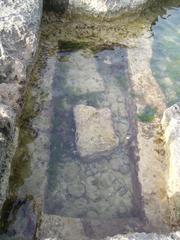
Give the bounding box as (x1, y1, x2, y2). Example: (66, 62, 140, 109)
(45, 48, 143, 223)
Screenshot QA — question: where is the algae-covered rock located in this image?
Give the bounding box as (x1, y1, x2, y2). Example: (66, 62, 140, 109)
(0, 0, 43, 210)
(0, 104, 17, 209)
(74, 104, 119, 159)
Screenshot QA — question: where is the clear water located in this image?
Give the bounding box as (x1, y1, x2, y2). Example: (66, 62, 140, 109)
(45, 48, 141, 219)
(1, 2, 180, 239)
(151, 7, 180, 106)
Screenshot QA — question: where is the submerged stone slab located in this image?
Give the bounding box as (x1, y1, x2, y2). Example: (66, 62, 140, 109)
(38, 214, 87, 240)
(74, 104, 119, 159)
(66, 51, 105, 95)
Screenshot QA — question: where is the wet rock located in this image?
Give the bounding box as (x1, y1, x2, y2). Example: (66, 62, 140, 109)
(0, 0, 43, 210)
(113, 179, 127, 196)
(38, 214, 87, 240)
(0, 104, 17, 209)
(6, 199, 37, 240)
(61, 198, 88, 217)
(65, 51, 105, 95)
(67, 178, 85, 197)
(74, 104, 119, 159)
(108, 196, 128, 216)
(63, 162, 80, 181)
(99, 171, 116, 188)
(86, 176, 100, 201)
(86, 210, 98, 218)
(110, 152, 130, 174)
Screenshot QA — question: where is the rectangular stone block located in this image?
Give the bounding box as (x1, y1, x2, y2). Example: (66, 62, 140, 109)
(74, 104, 119, 159)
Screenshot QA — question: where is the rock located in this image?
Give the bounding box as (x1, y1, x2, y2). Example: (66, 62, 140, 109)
(0, 104, 17, 209)
(86, 176, 100, 200)
(99, 171, 116, 188)
(0, 0, 43, 86)
(67, 178, 85, 197)
(61, 198, 88, 217)
(7, 199, 37, 240)
(63, 162, 80, 181)
(0, 0, 42, 210)
(65, 51, 105, 96)
(74, 104, 119, 159)
(110, 153, 130, 174)
(86, 210, 98, 218)
(161, 103, 180, 222)
(45, 0, 152, 16)
(38, 214, 87, 240)
(105, 232, 180, 240)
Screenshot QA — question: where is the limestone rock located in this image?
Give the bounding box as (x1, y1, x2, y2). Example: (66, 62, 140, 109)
(65, 51, 105, 95)
(38, 214, 87, 240)
(161, 103, 180, 222)
(105, 232, 180, 240)
(67, 179, 85, 197)
(74, 104, 119, 159)
(0, 104, 17, 209)
(0, 0, 42, 210)
(0, 0, 43, 86)
(161, 103, 180, 195)
(45, 0, 152, 16)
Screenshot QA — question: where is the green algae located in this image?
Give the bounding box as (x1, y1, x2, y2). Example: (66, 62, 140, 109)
(58, 40, 89, 51)
(137, 106, 157, 123)
(8, 72, 40, 194)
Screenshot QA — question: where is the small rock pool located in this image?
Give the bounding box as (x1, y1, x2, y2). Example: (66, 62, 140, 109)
(0, 2, 180, 239)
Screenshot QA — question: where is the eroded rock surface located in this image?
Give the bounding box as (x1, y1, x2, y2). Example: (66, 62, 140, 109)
(0, 0, 42, 87)
(74, 104, 119, 159)
(0, 104, 17, 208)
(45, 0, 152, 15)
(106, 232, 180, 240)
(162, 103, 180, 222)
(0, 0, 43, 209)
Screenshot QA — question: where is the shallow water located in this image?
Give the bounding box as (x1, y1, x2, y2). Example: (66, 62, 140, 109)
(151, 7, 180, 106)
(1, 2, 180, 239)
(45, 48, 140, 220)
